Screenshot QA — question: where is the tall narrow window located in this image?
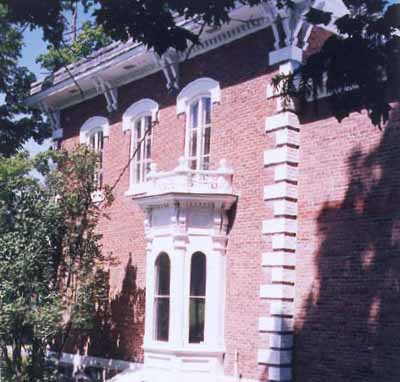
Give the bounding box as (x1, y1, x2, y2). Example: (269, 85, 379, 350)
(187, 97, 211, 170)
(132, 115, 152, 184)
(189, 252, 206, 343)
(154, 253, 170, 342)
(89, 129, 104, 188)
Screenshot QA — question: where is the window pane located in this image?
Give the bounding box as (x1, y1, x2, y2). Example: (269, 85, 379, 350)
(146, 137, 151, 159)
(145, 116, 152, 133)
(155, 253, 170, 296)
(203, 97, 211, 125)
(189, 160, 197, 170)
(202, 156, 210, 170)
(190, 252, 206, 296)
(190, 101, 199, 129)
(189, 298, 205, 343)
(135, 120, 142, 139)
(190, 130, 197, 157)
(136, 163, 141, 183)
(203, 126, 211, 156)
(154, 298, 169, 341)
(154, 253, 170, 342)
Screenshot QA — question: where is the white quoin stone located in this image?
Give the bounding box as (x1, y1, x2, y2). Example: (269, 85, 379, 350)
(269, 334, 294, 349)
(262, 252, 296, 267)
(265, 111, 300, 132)
(257, 349, 292, 365)
(272, 234, 297, 251)
(264, 147, 299, 166)
(260, 284, 295, 300)
(268, 366, 292, 381)
(259, 317, 294, 333)
(269, 45, 303, 65)
(271, 268, 296, 284)
(276, 128, 300, 146)
(274, 164, 298, 182)
(264, 182, 297, 200)
(273, 199, 298, 217)
(263, 218, 297, 235)
(270, 300, 295, 316)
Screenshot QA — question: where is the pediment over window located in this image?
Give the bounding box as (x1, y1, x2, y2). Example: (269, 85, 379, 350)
(176, 78, 221, 115)
(79, 116, 110, 144)
(122, 98, 159, 132)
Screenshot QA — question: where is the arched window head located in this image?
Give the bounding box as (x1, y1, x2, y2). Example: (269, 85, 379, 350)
(176, 78, 220, 116)
(177, 78, 220, 171)
(79, 116, 110, 144)
(122, 99, 158, 190)
(189, 252, 207, 343)
(154, 253, 170, 342)
(80, 116, 110, 188)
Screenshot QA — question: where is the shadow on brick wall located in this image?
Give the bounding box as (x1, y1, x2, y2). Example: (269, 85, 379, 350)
(294, 106, 400, 382)
(63, 255, 146, 363)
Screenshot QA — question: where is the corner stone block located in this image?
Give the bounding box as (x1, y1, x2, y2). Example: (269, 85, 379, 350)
(265, 112, 300, 132)
(268, 366, 292, 381)
(257, 349, 292, 366)
(262, 252, 296, 267)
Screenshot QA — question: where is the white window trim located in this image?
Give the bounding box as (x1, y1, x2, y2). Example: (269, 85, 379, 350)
(122, 98, 159, 132)
(176, 77, 221, 116)
(123, 99, 159, 196)
(79, 116, 110, 144)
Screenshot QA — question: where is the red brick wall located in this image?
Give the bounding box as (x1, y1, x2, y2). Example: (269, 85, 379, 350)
(60, 28, 277, 379)
(295, 103, 400, 382)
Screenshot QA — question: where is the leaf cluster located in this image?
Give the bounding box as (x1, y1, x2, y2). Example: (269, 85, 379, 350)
(0, 146, 113, 380)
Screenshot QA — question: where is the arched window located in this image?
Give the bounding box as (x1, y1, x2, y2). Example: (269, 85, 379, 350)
(177, 78, 220, 171)
(189, 252, 207, 343)
(80, 116, 110, 188)
(122, 99, 158, 190)
(154, 253, 170, 342)
(187, 97, 211, 170)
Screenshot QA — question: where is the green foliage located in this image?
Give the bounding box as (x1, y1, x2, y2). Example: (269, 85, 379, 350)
(37, 21, 112, 72)
(0, 146, 113, 381)
(0, 4, 50, 158)
(276, 1, 400, 128)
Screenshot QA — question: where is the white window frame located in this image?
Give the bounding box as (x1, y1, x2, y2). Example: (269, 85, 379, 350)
(80, 116, 110, 190)
(176, 78, 220, 170)
(122, 99, 159, 195)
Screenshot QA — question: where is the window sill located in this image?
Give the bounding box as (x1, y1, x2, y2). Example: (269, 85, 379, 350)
(143, 342, 225, 357)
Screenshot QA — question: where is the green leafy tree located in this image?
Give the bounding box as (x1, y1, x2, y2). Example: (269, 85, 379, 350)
(0, 4, 49, 157)
(36, 21, 112, 72)
(0, 146, 112, 381)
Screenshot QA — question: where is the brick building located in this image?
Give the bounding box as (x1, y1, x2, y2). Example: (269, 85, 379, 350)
(26, 1, 400, 382)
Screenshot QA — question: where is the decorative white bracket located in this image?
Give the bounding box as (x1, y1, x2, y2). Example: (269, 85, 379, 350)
(40, 102, 63, 140)
(93, 76, 118, 113)
(153, 48, 180, 91)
